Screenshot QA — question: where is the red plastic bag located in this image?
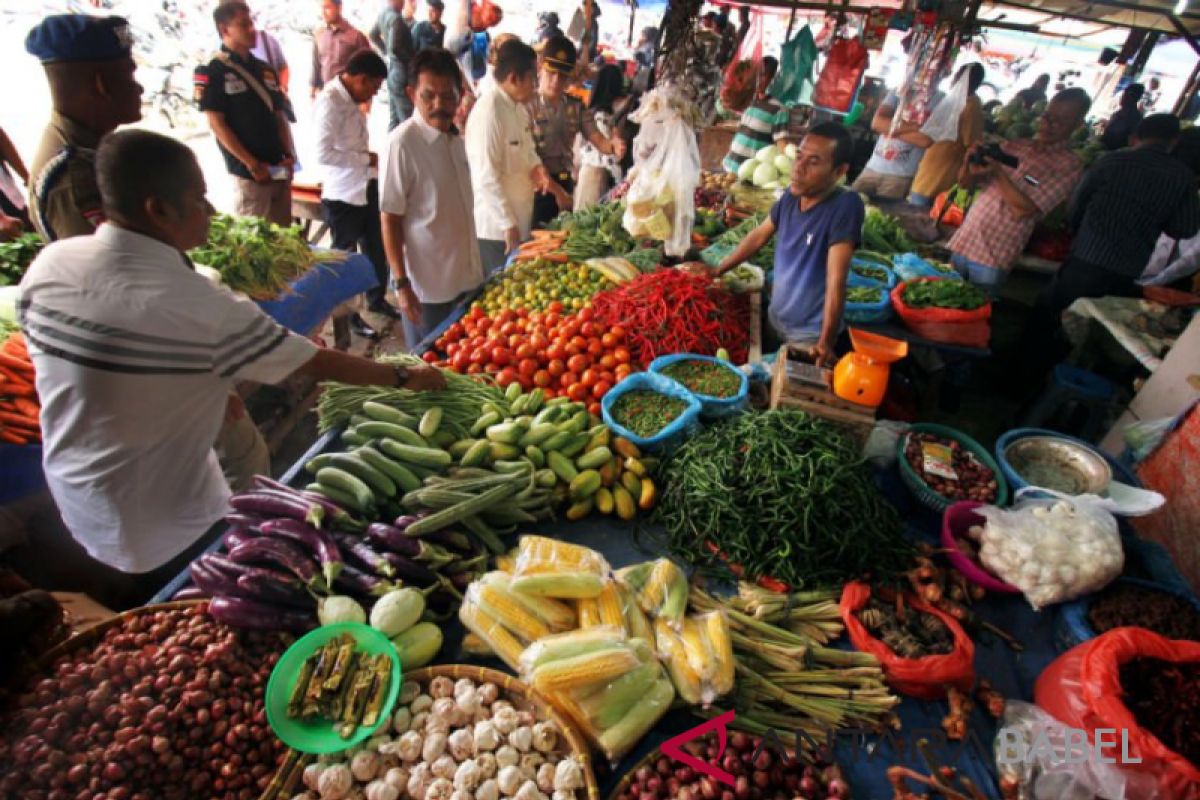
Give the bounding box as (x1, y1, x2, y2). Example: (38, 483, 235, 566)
(1035, 628, 1200, 800)
(721, 61, 759, 115)
(470, 0, 502, 32)
(930, 191, 964, 227)
(839, 581, 975, 699)
(891, 279, 992, 348)
(812, 37, 868, 113)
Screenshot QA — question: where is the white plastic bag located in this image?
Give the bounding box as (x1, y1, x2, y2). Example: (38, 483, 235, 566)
(976, 492, 1123, 610)
(623, 87, 701, 258)
(995, 701, 1159, 800)
(920, 68, 972, 143)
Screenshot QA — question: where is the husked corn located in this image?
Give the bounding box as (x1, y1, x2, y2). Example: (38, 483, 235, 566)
(475, 583, 552, 642)
(679, 616, 716, 680)
(531, 647, 640, 694)
(577, 597, 601, 628)
(459, 600, 525, 670)
(619, 583, 654, 642)
(481, 571, 576, 631)
(510, 571, 605, 599)
(519, 626, 628, 674)
(655, 618, 703, 705)
(703, 611, 735, 695)
(595, 581, 626, 630)
(517, 535, 604, 570)
(576, 661, 659, 729)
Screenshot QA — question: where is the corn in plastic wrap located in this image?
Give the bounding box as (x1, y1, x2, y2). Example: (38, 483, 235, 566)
(509, 535, 611, 599)
(459, 598, 526, 670)
(479, 571, 576, 632)
(577, 597, 602, 628)
(617, 558, 688, 627)
(654, 612, 734, 706)
(701, 610, 736, 696)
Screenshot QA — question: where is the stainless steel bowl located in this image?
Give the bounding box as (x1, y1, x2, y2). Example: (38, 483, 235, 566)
(1004, 436, 1112, 496)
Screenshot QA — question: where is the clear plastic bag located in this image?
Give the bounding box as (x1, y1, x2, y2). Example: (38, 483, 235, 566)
(508, 535, 611, 599)
(976, 494, 1124, 610)
(653, 611, 735, 706)
(615, 558, 688, 628)
(623, 88, 701, 258)
(921, 69, 972, 143)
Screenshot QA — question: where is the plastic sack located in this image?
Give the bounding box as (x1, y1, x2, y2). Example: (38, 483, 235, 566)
(891, 252, 962, 282)
(844, 287, 892, 324)
(768, 26, 818, 108)
(649, 354, 750, 419)
(653, 612, 735, 706)
(1034, 628, 1200, 799)
(517, 627, 675, 765)
(1122, 415, 1178, 463)
(1053, 576, 1200, 653)
(864, 420, 910, 469)
(976, 495, 1123, 610)
(838, 581, 975, 699)
(720, 263, 765, 294)
(601, 372, 702, 454)
(616, 558, 688, 628)
(995, 700, 1160, 800)
(812, 37, 869, 113)
(930, 191, 965, 227)
(509, 535, 611, 599)
(720, 60, 759, 115)
(891, 279, 991, 348)
(921, 69, 972, 143)
(847, 259, 898, 290)
(623, 88, 701, 258)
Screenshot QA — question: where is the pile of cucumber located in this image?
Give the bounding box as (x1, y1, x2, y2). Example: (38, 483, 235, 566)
(304, 383, 659, 547)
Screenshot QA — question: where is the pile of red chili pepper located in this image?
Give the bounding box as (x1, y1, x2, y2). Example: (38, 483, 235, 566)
(590, 271, 750, 366)
(1120, 657, 1200, 767)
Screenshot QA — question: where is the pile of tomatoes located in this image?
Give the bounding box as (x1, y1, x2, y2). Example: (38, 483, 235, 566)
(424, 302, 636, 416)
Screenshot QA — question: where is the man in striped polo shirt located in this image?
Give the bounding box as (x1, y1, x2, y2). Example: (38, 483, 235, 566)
(18, 129, 445, 608)
(723, 57, 789, 175)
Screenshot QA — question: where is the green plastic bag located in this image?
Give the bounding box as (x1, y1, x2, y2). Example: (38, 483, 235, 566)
(767, 26, 818, 108)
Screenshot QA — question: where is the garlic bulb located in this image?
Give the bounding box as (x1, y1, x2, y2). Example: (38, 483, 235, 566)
(408, 764, 431, 800)
(474, 721, 501, 752)
(450, 792, 472, 800)
(508, 726, 533, 753)
(318, 764, 353, 800)
(399, 682, 421, 705)
(495, 745, 520, 769)
(304, 764, 325, 791)
(519, 754, 545, 781)
(398, 731, 424, 762)
(453, 759, 484, 792)
(493, 706, 519, 735)
(426, 778, 455, 800)
(411, 694, 434, 714)
(448, 728, 475, 761)
(536, 763, 556, 794)
(497, 765, 523, 796)
(384, 767, 409, 790)
(432, 697, 463, 727)
(476, 752, 498, 780)
(513, 780, 545, 800)
(515, 711, 536, 728)
(431, 754, 458, 780)
(423, 731, 449, 763)
(364, 781, 400, 800)
(411, 712, 432, 733)
(352, 751, 382, 783)
(429, 676, 456, 699)
(473, 706, 492, 724)
(392, 707, 413, 735)
(476, 779, 501, 800)
(455, 686, 480, 717)
(552, 759, 583, 793)
(531, 722, 557, 754)
(552, 791, 576, 800)
(290, 792, 317, 800)
(478, 683, 500, 706)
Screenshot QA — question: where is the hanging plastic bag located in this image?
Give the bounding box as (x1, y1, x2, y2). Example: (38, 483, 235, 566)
(720, 13, 766, 114)
(1034, 628, 1200, 799)
(812, 36, 869, 113)
(921, 68, 972, 143)
(622, 88, 701, 258)
(768, 26, 818, 108)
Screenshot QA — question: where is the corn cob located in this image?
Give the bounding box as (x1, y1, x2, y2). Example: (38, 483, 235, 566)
(596, 678, 675, 762)
(576, 661, 659, 729)
(517, 535, 606, 571)
(655, 618, 704, 704)
(510, 571, 605, 599)
(474, 583, 552, 642)
(619, 582, 655, 642)
(530, 646, 640, 694)
(680, 615, 716, 681)
(595, 580, 626, 630)
(481, 571, 576, 631)
(495, 548, 518, 573)
(615, 561, 653, 594)
(519, 626, 628, 674)
(577, 597, 601, 628)
(703, 610, 735, 695)
(459, 600, 525, 670)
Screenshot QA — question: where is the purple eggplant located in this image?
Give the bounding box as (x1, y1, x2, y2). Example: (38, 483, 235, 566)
(223, 528, 255, 552)
(189, 559, 242, 597)
(259, 518, 343, 587)
(333, 562, 395, 598)
(208, 595, 314, 633)
(230, 489, 325, 528)
(235, 573, 315, 609)
(331, 532, 396, 578)
(173, 585, 209, 601)
(419, 527, 476, 554)
(253, 474, 365, 530)
(365, 523, 455, 566)
(227, 536, 322, 589)
(378, 552, 441, 586)
(224, 512, 267, 532)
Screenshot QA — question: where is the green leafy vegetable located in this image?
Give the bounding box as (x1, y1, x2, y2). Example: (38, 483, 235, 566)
(862, 208, 916, 255)
(0, 233, 46, 287)
(902, 280, 988, 310)
(847, 287, 884, 304)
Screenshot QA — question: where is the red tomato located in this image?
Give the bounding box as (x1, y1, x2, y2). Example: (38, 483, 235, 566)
(578, 306, 595, 322)
(547, 359, 566, 377)
(598, 353, 617, 369)
(490, 347, 512, 366)
(518, 375, 534, 391)
(518, 358, 539, 377)
(561, 322, 581, 340)
(468, 306, 485, 320)
(564, 342, 582, 357)
(546, 342, 566, 362)
(568, 383, 589, 402)
(600, 333, 618, 349)
(529, 333, 549, 351)
(508, 334, 524, 349)
(445, 322, 464, 340)
(587, 401, 602, 416)
(580, 321, 598, 338)
(567, 354, 589, 374)
(615, 364, 633, 380)
(548, 300, 565, 314)
(469, 349, 488, 366)
(466, 363, 484, 374)
(610, 325, 626, 339)
(477, 317, 493, 332)
(452, 351, 470, 371)
(497, 367, 520, 386)
(422, 351, 439, 363)
(580, 368, 599, 387)
(444, 342, 460, 358)
(587, 339, 605, 357)
(533, 370, 552, 387)
(544, 312, 561, 328)
(560, 371, 579, 388)
(614, 346, 632, 364)
(599, 370, 616, 386)
(515, 343, 536, 360)
(570, 335, 587, 351)
(517, 307, 530, 318)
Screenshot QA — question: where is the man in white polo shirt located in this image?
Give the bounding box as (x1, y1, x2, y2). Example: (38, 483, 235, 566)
(18, 129, 444, 608)
(381, 47, 485, 347)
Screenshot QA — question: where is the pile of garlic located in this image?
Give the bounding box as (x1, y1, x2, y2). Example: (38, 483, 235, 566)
(977, 499, 1123, 610)
(294, 675, 587, 800)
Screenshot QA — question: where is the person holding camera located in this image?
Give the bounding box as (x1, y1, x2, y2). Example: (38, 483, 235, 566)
(946, 87, 1092, 297)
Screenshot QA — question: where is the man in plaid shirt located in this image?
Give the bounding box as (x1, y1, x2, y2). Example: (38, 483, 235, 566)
(948, 88, 1092, 297)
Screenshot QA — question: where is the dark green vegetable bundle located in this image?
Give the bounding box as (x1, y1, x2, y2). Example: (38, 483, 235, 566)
(654, 410, 911, 588)
(850, 262, 889, 283)
(902, 280, 988, 310)
(717, 213, 776, 268)
(548, 202, 636, 259)
(847, 287, 884, 304)
(862, 209, 916, 255)
(189, 213, 346, 300)
(0, 232, 45, 287)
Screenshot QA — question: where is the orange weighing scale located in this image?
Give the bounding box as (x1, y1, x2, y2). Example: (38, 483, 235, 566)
(833, 329, 908, 407)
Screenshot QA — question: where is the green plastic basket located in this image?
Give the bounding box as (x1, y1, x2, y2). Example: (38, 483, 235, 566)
(896, 423, 1010, 513)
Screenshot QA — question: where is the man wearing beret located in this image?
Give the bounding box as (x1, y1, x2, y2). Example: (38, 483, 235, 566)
(25, 14, 143, 242)
(195, 1, 297, 226)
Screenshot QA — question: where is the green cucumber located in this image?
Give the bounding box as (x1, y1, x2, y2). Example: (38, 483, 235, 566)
(305, 453, 337, 474)
(542, 431, 573, 452)
(358, 421, 429, 448)
(576, 446, 613, 471)
(306, 481, 367, 513)
(525, 388, 545, 414)
(505, 382, 523, 402)
(447, 439, 477, 459)
(524, 446, 546, 468)
(362, 401, 416, 427)
(518, 423, 559, 448)
(509, 393, 530, 416)
(470, 411, 502, 435)
(489, 442, 521, 461)
(461, 440, 492, 468)
(547, 451, 579, 483)
(485, 423, 523, 445)
(534, 468, 558, 489)
(326, 453, 396, 498)
(564, 410, 590, 434)
(341, 429, 368, 447)
(560, 432, 591, 458)
(431, 430, 457, 449)
(492, 460, 532, 475)
(570, 469, 603, 500)
(356, 447, 421, 493)
(534, 405, 563, 425)
(316, 467, 376, 510)
(377, 439, 453, 469)
(418, 407, 443, 438)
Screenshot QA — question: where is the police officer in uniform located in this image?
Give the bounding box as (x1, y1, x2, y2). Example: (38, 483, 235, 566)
(195, 1, 297, 226)
(25, 15, 143, 241)
(528, 36, 596, 226)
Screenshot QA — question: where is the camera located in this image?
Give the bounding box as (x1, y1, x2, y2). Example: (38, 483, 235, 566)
(969, 143, 1020, 169)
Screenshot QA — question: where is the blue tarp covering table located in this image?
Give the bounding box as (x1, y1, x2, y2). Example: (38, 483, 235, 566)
(254, 253, 379, 335)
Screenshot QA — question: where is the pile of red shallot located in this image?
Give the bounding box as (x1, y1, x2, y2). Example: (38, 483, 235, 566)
(613, 731, 849, 800)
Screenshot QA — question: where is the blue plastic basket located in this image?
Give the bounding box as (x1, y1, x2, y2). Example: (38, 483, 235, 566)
(601, 373, 702, 454)
(648, 354, 749, 420)
(0, 444, 46, 505)
(847, 259, 898, 290)
(844, 287, 892, 324)
(1053, 577, 1200, 653)
(892, 252, 962, 283)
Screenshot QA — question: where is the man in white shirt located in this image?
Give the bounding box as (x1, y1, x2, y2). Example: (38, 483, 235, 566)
(464, 39, 564, 274)
(381, 48, 485, 348)
(314, 48, 398, 335)
(18, 129, 444, 609)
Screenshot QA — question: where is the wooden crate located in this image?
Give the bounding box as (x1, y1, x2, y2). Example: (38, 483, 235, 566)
(769, 345, 876, 443)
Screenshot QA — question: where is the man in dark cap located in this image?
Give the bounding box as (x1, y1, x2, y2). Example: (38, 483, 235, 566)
(25, 14, 143, 241)
(528, 35, 588, 226)
(412, 0, 446, 52)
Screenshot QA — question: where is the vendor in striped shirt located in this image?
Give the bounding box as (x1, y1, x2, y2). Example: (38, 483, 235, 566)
(722, 57, 790, 174)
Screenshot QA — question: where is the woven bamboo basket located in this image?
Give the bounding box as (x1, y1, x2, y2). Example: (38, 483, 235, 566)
(605, 745, 664, 800)
(261, 664, 602, 800)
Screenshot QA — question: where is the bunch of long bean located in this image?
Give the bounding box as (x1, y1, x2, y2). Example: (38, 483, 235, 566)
(654, 410, 911, 587)
(317, 354, 505, 434)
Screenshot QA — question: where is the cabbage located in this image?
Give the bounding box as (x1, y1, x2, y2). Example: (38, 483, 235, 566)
(756, 144, 779, 163)
(784, 143, 798, 159)
(737, 158, 758, 182)
(774, 155, 794, 175)
(318, 595, 366, 626)
(752, 162, 778, 188)
(763, 181, 783, 190)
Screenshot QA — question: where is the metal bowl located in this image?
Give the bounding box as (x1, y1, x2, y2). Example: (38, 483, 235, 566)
(1003, 436, 1112, 496)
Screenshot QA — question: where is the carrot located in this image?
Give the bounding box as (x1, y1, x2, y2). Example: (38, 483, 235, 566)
(0, 429, 28, 444)
(540, 252, 569, 263)
(0, 352, 33, 375)
(12, 397, 39, 418)
(530, 230, 565, 241)
(2, 339, 28, 358)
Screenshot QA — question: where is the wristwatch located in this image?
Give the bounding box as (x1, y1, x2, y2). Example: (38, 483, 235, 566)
(392, 365, 410, 387)
(394, 275, 412, 290)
